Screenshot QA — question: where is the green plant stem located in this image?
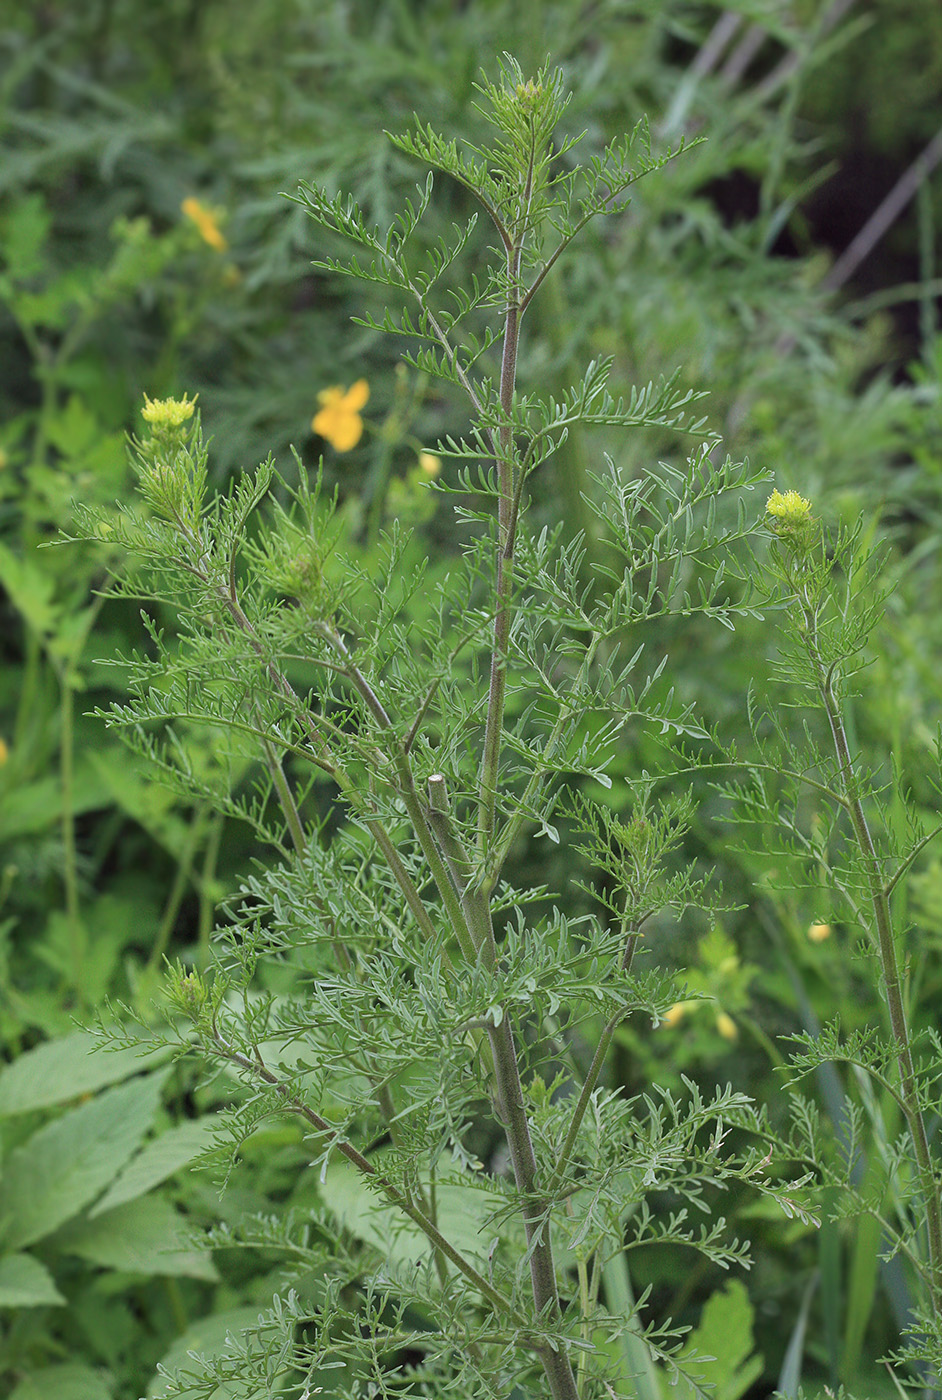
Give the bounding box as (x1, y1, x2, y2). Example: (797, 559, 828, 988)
(427, 775, 574, 1388)
(484, 634, 602, 894)
(803, 602, 942, 1310)
(211, 565, 446, 960)
(262, 734, 307, 856)
(211, 1027, 529, 1331)
(547, 934, 638, 1197)
(315, 622, 482, 963)
(147, 803, 208, 974)
(197, 813, 223, 957)
(59, 672, 85, 1002)
(257, 660, 458, 1296)
(477, 138, 534, 860)
(466, 134, 580, 1400)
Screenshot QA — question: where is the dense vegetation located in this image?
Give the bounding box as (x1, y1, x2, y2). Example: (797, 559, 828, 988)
(2, 4, 942, 1398)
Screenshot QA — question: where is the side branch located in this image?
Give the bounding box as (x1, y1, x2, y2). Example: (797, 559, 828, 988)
(210, 1026, 525, 1327)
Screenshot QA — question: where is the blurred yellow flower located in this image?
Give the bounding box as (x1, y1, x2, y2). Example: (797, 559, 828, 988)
(181, 196, 228, 252)
(313, 380, 369, 452)
(808, 922, 831, 943)
(0, 737, 8, 765)
(715, 1011, 738, 1041)
(418, 451, 442, 477)
(662, 1002, 689, 1027)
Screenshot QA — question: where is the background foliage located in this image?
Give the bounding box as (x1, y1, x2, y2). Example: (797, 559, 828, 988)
(1, 3, 940, 1397)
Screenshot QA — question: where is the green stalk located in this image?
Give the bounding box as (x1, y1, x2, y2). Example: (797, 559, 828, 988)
(59, 673, 85, 1002)
(213, 1030, 528, 1330)
(197, 813, 223, 957)
(801, 596, 942, 1311)
(548, 935, 638, 1197)
(148, 803, 209, 974)
(464, 125, 580, 1400)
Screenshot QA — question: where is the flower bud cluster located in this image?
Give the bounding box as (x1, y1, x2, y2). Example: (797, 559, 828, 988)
(134, 394, 206, 534)
(765, 489, 817, 556)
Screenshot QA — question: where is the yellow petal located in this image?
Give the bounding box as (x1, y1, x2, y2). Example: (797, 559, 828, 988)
(344, 379, 370, 411)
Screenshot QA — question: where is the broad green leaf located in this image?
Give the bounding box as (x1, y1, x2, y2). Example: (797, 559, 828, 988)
(45, 394, 103, 458)
(679, 1279, 763, 1400)
(88, 749, 190, 857)
(0, 193, 51, 280)
(0, 758, 113, 842)
(10, 1364, 112, 1400)
(320, 1164, 495, 1268)
(0, 1070, 167, 1250)
(90, 1117, 217, 1216)
(53, 1196, 218, 1280)
(0, 1252, 65, 1307)
(0, 1030, 172, 1115)
(0, 541, 58, 637)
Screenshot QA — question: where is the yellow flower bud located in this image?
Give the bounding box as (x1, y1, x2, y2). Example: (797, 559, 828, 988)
(141, 394, 197, 432)
(181, 196, 228, 252)
(715, 1011, 738, 1041)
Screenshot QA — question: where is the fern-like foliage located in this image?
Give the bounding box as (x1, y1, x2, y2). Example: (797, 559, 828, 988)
(72, 59, 817, 1400)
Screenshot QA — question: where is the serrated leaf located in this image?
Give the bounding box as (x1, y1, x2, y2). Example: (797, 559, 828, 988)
(54, 1196, 218, 1280)
(0, 1070, 167, 1249)
(0, 1252, 65, 1307)
(0, 1031, 172, 1115)
(9, 1363, 112, 1400)
(90, 1117, 218, 1216)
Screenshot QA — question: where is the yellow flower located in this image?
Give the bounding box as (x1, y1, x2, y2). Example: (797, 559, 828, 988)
(808, 922, 831, 943)
(418, 451, 441, 477)
(141, 393, 197, 431)
(181, 196, 228, 252)
(662, 1002, 689, 1028)
(0, 737, 8, 765)
(715, 1011, 738, 1041)
(312, 380, 369, 452)
(766, 488, 815, 538)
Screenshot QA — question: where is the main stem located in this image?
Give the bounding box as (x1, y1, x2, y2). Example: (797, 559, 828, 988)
(471, 166, 581, 1400)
